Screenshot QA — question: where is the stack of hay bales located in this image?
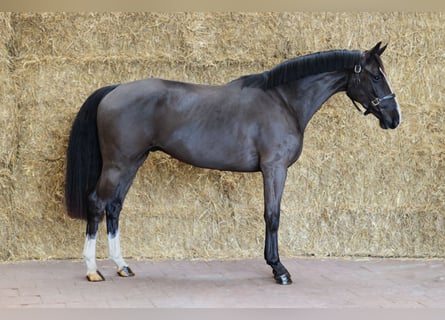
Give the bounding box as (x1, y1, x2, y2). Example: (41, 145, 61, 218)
(1, 12, 443, 261)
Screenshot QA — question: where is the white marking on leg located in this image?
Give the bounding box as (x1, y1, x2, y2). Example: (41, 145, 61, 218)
(83, 233, 98, 275)
(108, 230, 127, 270)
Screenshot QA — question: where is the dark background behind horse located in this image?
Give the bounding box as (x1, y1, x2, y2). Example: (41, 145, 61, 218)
(0, 13, 443, 262)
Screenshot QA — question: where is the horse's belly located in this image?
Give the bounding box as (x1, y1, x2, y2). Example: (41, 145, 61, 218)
(161, 134, 260, 172)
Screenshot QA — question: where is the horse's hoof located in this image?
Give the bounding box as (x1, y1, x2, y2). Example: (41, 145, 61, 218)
(117, 266, 135, 277)
(274, 272, 292, 285)
(86, 270, 105, 282)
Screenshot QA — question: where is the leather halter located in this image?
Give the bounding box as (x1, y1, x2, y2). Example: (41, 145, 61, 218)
(350, 64, 396, 116)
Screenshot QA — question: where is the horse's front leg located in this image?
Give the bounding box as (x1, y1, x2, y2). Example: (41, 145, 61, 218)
(261, 165, 292, 285)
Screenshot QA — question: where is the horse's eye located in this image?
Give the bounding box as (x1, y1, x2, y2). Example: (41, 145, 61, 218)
(373, 75, 381, 81)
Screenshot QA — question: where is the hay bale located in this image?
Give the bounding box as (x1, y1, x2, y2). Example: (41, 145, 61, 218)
(0, 12, 18, 260)
(3, 12, 445, 261)
(0, 12, 14, 183)
(11, 13, 187, 63)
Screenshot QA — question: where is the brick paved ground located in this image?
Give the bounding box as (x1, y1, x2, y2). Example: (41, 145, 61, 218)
(0, 258, 444, 308)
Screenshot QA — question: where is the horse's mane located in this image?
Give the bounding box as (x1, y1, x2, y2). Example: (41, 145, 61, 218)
(233, 49, 362, 90)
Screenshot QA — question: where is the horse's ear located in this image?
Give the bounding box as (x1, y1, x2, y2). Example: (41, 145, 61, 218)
(365, 42, 387, 60)
(369, 42, 382, 55)
(377, 43, 388, 56)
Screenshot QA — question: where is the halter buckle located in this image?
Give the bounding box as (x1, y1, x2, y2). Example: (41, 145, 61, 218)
(354, 65, 362, 74)
(371, 97, 380, 107)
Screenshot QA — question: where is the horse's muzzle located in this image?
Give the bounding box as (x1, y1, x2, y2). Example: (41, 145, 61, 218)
(380, 116, 400, 130)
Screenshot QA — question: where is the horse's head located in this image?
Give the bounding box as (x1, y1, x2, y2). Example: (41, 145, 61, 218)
(347, 42, 401, 129)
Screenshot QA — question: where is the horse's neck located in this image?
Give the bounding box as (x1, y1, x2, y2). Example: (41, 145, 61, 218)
(274, 71, 349, 131)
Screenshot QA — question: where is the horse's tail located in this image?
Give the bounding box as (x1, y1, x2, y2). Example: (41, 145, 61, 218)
(65, 85, 119, 220)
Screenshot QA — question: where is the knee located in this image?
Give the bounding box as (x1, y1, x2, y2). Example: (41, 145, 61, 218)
(264, 211, 280, 232)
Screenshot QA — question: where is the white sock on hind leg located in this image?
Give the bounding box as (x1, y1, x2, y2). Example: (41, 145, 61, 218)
(108, 230, 127, 270)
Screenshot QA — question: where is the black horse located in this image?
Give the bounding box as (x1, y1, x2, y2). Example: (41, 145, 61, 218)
(65, 42, 401, 284)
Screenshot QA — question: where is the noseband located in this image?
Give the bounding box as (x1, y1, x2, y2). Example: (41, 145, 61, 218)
(350, 64, 396, 116)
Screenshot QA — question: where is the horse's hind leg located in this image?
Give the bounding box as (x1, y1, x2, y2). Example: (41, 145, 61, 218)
(106, 199, 135, 277)
(105, 154, 148, 278)
(83, 192, 107, 282)
(83, 163, 137, 282)
(105, 175, 138, 277)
